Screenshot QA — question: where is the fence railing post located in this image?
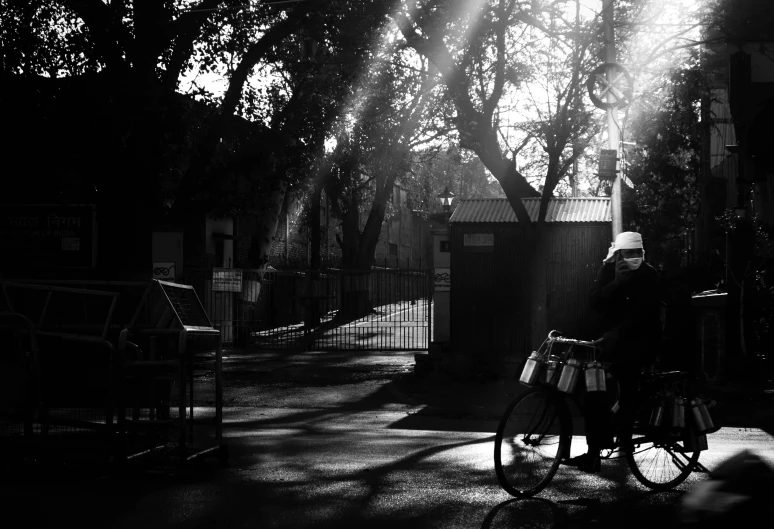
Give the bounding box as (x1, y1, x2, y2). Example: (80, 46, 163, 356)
(427, 268, 432, 350)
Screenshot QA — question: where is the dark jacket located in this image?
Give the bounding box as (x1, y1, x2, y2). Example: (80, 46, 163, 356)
(590, 260, 662, 368)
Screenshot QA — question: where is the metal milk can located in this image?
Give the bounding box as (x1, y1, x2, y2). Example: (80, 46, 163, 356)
(690, 399, 714, 433)
(519, 352, 545, 386)
(557, 358, 581, 394)
(689, 399, 706, 432)
(699, 399, 714, 431)
(671, 397, 685, 429)
(683, 429, 709, 452)
(584, 361, 607, 392)
(649, 399, 664, 427)
(543, 357, 561, 387)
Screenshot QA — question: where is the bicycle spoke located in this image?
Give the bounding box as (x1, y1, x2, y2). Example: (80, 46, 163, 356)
(495, 388, 568, 498)
(626, 434, 699, 490)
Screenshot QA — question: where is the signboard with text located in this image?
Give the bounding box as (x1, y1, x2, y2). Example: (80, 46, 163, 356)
(212, 268, 242, 292)
(463, 233, 494, 252)
(0, 204, 96, 268)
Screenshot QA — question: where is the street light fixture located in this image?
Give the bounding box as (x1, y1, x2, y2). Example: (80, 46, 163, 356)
(438, 186, 455, 217)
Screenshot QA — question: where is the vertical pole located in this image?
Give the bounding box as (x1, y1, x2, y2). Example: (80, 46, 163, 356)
(178, 349, 186, 462)
(572, 157, 579, 197)
(215, 335, 222, 446)
(427, 269, 432, 349)
(188, 348, 194, 443)
(603, 0, 622, 237)
(285, 209, 289, 263)
(572, 0, 581, 199)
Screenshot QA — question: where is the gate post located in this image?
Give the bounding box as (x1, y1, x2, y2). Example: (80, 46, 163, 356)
(432, 228, 451, 346)
(302, 268, 314, 351)
(427, 268, 433, 350)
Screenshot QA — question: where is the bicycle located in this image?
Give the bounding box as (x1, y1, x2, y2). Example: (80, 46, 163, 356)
(494, 331, 713, 498)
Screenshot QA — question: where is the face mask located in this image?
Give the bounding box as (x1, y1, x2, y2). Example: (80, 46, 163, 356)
(624, 257, 643, 271)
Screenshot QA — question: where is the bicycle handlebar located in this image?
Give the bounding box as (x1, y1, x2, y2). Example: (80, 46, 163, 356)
(546, 330, 600, 348)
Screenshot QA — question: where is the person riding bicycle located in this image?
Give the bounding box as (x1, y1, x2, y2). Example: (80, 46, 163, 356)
(562, 231, 662, 472)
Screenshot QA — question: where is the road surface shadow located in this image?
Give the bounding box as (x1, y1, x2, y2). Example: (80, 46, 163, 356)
(481, 490, 685, 529)
(481, 497, 566, 528)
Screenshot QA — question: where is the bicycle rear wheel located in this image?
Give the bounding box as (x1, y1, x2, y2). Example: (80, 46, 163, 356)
(624, 427, 700, 490)
(494, 387, 570, 497)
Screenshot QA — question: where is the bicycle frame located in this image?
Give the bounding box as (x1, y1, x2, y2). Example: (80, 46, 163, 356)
(496, 331, 708, 497)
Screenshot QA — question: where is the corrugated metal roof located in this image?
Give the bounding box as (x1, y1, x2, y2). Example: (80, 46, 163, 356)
(449, 197, 611, 223)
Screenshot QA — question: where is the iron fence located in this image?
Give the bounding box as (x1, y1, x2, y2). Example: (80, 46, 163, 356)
(205, 268, 432, 351)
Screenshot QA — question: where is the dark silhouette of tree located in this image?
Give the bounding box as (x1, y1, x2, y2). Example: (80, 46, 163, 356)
(624, 58, 703, 272)
(0, 1, 397, 280)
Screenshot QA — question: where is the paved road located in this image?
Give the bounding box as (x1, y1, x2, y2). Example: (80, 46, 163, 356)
(17, 408, 769, 529)
(3, 348, 773, 528)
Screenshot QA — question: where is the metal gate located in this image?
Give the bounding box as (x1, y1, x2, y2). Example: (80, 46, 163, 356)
(205, 268, 432, 351)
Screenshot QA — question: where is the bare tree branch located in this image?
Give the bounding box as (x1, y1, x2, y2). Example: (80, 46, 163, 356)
(483, 0, 510, 123)
(220, 15, 300, 119)
(163, 0, 224, 89)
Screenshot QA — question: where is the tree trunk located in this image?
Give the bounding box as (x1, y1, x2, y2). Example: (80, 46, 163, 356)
(305, 182, 323, 328)
(334, 175, 394, 321)
(333, 198, 371, 321)
(339, 271, 372, 322)
(339, 197, 361, 270)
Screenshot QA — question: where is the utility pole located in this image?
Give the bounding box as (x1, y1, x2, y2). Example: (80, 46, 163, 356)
(603, 0, 622, 237)
(572, 0, 580, 198)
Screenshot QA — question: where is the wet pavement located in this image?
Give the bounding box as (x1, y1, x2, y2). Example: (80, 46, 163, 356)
(2, 347, 773, 528)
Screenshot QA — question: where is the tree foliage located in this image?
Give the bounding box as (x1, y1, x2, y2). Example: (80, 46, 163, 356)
(707, 0, 774, 40)
(1, 0, 403, 276)
(624, 54, 703, 271)
(408, 145, 505, 217)
(322, 34, 443, 272)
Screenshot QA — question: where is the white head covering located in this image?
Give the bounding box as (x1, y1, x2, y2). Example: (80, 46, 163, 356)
(603, 231, 644, 263)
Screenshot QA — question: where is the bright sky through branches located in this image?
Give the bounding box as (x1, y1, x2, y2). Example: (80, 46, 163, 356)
(179, 0, 708, 196)
(499, 0, 707, 196)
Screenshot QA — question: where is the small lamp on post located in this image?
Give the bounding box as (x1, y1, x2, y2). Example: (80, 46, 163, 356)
(438, 186, 455, 221)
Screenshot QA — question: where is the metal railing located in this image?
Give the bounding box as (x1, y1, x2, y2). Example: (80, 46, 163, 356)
(205, 267, 432, 351)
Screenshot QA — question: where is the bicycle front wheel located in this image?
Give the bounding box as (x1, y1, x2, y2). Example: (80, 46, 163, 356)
(624, 428, 700, 490)
(494, 387, 570, 498)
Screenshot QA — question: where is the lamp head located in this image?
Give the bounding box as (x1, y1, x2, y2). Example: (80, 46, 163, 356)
(438, 186, 455, 209)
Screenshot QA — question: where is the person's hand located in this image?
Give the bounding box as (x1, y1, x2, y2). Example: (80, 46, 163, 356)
(613, 255, 632, 285)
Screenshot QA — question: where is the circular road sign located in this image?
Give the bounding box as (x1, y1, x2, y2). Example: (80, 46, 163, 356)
(587, 62, 633, 110)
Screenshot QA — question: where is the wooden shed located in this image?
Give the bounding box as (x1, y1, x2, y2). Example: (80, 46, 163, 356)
(448, 197, 612, 361)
